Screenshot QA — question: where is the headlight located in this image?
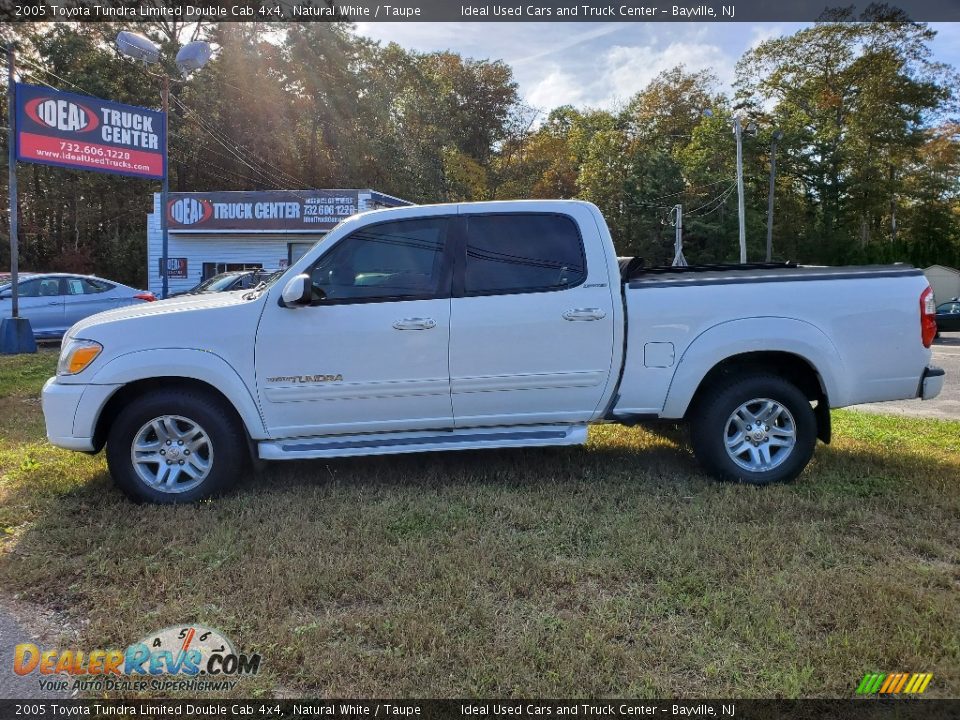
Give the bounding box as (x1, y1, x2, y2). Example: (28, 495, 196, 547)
(57, 339, 103, 376)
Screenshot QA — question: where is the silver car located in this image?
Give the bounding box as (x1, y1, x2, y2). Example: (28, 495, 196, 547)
(0, 273, 156, 340)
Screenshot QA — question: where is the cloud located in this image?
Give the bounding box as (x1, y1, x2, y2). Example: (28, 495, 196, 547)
(526, 63, 593, 109)
(602, 40, 734, 102)
(351, 21, 958, 113)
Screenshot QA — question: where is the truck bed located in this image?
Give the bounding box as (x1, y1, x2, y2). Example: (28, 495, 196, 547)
(612, 260, 931, 419)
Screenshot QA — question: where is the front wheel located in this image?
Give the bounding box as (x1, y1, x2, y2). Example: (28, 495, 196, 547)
(106, 389, 247, 503)
(690, 374, 817, 485)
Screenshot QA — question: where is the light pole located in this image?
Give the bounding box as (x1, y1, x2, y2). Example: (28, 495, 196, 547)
(766, 130, 783, 262)
(0, 44, 36, 354)
(115, 33, 211, 299)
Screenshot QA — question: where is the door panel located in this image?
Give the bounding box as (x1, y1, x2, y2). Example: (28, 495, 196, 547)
(449, 210, 616, 427)
(63, 277, 115, 326)
(256, 215, 455, 438)
(15, 278, 65, 337)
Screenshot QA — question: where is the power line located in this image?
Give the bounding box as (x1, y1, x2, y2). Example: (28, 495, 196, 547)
(687, 183, 737, 218)
(171, 95, 307, 190)
(171, 99, 303, 191)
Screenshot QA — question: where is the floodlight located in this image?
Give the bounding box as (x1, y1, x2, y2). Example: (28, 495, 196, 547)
(116, 32, 160, 64)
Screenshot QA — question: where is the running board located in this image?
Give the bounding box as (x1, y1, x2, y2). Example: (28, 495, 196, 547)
(258, 424, 588, 461)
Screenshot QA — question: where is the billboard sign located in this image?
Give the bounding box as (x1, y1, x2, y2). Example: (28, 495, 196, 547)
(166, 190, 359, 231)
(15, 83, 166, 180)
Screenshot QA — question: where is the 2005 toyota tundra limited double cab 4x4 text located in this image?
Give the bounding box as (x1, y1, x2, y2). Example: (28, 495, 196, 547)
(42, 200, 945, 503)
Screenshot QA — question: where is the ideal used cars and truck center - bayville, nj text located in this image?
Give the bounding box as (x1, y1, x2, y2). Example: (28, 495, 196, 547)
(26, 5, 738, 20)
(42, 200, 944, 503)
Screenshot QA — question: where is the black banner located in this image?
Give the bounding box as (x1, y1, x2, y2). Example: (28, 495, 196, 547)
(2, 700, 960, 720)
(166, 190, 360, 232)
(4, 0, 960, 22)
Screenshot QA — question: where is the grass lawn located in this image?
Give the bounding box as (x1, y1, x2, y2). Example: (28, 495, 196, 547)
(0, 349, 957, 699)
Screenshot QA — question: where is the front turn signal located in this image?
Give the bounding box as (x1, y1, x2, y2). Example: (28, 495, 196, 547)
(57, 340, 103, 376)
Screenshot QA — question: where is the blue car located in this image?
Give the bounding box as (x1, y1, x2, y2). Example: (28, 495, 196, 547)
(0, 273, 156, 340)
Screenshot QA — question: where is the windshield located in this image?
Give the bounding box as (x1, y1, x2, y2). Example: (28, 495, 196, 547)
(257, 269, 284, 288)
(192, 274, 241, 293)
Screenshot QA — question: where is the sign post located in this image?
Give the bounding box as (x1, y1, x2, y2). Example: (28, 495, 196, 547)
(160, 76, 170, 299)
(1, 46, 36, 355)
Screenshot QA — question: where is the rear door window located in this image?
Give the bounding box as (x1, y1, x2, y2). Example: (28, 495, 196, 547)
(464, 214, 586, 295)
(65, 277, 113, 295)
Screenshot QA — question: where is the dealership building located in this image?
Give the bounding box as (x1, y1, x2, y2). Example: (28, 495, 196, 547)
(146, 189, 411, 295)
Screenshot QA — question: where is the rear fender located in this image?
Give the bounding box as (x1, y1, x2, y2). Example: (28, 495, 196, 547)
(660, 317, 846, 419)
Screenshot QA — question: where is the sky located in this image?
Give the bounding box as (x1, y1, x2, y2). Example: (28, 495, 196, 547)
(353, 21, 960, 113)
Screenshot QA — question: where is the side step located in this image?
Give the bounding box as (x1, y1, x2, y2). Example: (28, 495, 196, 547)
(258, 424, 588, 461)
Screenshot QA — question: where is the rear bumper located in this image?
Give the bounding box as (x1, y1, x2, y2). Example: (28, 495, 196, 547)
(919, 366, 945, 401)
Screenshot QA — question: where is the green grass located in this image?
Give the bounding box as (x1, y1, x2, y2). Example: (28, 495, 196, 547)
(0, 350, 958, 698)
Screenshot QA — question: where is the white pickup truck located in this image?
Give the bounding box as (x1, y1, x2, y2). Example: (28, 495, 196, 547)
(42, 200, 945, 503)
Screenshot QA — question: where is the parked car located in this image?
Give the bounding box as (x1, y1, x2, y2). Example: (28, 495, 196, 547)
(0, 273, 155, 340)
(42, 200, 944, 503)
(172, 270, 279, 297)
(935, 299, 960, 334)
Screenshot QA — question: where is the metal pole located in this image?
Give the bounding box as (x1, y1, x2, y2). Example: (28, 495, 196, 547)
(766, 137, 778, 262)
(160, 75, 169, 299)
(7, 46, 19, 318)
(672, 203, 687, 266)
(734, 116, 746, 264)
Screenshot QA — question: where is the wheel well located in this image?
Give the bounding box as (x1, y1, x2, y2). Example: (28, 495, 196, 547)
(93, 377, 251, 453)
(687, 351, 831, 443)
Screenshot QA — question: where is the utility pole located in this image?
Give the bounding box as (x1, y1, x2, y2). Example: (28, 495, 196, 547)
(733, 116, 746, 264)
(766, 130, 783, 262)
(1, 45, 36, 354)
(672, 204, 687, 266)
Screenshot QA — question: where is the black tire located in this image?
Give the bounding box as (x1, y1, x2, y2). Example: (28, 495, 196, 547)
(106, 388, 247, 503)
(690, 373, 817, 485)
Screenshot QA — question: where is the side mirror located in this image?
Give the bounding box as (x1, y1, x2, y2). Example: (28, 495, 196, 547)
(280, 274, 313, 308)
(0, 290, 10, 300)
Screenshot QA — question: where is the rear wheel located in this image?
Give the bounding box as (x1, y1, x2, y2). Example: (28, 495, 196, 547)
(106, 389, 246, 503)
(690, 374, 817, 485)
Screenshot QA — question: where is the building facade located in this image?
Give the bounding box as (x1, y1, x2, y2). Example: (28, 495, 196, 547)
(146, 189, 411, 295)
(924, 265, 960, 304)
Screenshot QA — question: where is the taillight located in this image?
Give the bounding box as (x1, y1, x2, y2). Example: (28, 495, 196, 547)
(920, 286, 937, 348)
(134, 292, 157, 302)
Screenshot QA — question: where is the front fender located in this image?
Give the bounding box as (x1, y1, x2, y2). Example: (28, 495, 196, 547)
(659, 317, 847, 419)
(85, 348, 267, 438)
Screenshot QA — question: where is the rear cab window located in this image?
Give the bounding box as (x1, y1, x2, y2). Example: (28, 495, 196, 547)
(463, 213, 586, 295)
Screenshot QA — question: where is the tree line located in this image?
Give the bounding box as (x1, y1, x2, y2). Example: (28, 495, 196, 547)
(1, 13, 958, 289)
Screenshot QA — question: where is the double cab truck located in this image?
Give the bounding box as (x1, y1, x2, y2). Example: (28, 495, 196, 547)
(42, 200, 945, 503)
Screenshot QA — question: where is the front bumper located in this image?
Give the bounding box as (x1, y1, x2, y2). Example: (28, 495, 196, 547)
(41, 377, 118, 452)
(919, 366, 945, 401)
(42, 377, 93, 451)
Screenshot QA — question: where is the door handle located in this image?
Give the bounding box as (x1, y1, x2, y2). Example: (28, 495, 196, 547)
(563, 308, 606, 321)
(393, 317, 437, 330)
(48, 301, 60, 306)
